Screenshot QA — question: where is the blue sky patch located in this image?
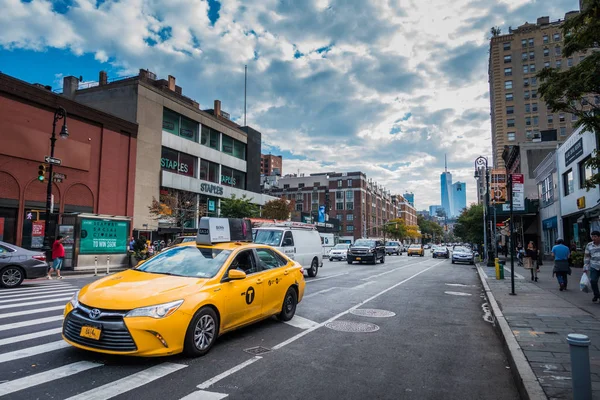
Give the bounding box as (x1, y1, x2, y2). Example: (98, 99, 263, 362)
(207, 0, 221, 26)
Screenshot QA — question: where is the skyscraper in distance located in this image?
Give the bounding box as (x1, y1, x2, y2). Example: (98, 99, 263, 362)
(403, 192, 414, 207)
(451, 181, 467, 217)
(440, 154, 452, 218)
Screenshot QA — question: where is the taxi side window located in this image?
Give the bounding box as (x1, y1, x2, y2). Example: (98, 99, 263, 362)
(229, 250, 258, 275)
(256, 249, 287, 270)
(282, 231, 294, 247)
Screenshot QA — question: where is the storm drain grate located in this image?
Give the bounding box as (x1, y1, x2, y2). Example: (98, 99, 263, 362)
(244, 346, 272, 355)
(350, 309, 396, 318)
(325, 320, 380, 333)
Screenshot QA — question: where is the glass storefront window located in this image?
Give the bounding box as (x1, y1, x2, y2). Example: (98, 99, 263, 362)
(200, 159, 219, 183)
(233, 140, 246, 160)
(222, 135, 234, 155)
(221, 166, 246, 189)
(180, 117, 198, 142)
(161, 147, 197, 177)
(201, 126, 220, 150)
(162, 108, 180, 135)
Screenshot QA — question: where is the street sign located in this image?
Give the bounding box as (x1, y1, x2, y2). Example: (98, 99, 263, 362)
(53, 172, 67, 180)
(44, 156, 62, 166)
(512, 174, 524, 211)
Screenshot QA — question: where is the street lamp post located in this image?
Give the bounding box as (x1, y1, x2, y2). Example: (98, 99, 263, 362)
(475, 156, 494, 267)
(42, 107, 69, 257)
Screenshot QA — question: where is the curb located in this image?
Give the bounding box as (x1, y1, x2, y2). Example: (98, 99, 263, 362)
(476, 264, 548, 400)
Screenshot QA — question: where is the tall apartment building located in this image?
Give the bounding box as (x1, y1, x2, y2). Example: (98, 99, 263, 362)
(488, 10, 584, 168)
(261, 154, 282, 176)
(263, 172, 417, 242)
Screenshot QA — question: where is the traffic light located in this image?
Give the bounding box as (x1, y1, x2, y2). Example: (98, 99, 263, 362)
(37, 164, 47, 182)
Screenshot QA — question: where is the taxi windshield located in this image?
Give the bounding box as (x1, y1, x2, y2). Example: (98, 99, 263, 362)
(137, 246, 232, 278)
(409, 245, 421, 249)
(254, 230, 283, 246)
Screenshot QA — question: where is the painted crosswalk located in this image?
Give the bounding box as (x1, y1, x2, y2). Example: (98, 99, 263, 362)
(0, 280, 191, 399)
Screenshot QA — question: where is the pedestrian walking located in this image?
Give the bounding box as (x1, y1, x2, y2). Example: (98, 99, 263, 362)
(583, 231, 600, 303)
(48, 235, 68, 280)
(129, 236, 135, 251)
(526, 241, 539, 282)
(552, 239, 571, 291)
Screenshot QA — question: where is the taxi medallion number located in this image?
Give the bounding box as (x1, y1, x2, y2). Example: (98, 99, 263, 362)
(80, 326, 101, 340)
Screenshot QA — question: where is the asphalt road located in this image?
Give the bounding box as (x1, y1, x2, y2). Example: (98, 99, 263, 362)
(0, 252, 519, 400)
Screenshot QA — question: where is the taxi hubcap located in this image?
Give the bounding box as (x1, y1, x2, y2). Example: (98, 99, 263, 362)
(2, 268, 21, 287)
(285, 294, 294, 313)
(194, 314, 215, 350)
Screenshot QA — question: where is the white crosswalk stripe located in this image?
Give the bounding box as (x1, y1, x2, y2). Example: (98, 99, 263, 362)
(0, 296, 71, 310)
(0, 288, 77, 299)
(0, 284, 74, 295)
(0, 340, 70, 364)
(0, 315, 63, 331)
(0, 305, 65, 319)
(0, 292, 75, 304)
(0, 328, 63, 346)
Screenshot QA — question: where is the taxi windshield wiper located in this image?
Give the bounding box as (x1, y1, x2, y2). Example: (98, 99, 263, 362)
(152, 271, 184, 277)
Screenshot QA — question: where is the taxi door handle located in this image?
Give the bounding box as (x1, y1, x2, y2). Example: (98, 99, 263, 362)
(256, 279, 263, 284)
(283, 270, 289, 275)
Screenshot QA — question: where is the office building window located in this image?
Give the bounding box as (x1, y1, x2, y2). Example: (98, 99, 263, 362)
(533, 116, 539, 125)
(504, 55, 512, 63)
(526, 130, 533, 139)
(579, 157, 593, 188)
(220, 166, 246, 189)
(568, 58, 573, 67)
(298, 183, 305, 188)
(507, 132, 516, 141)
(528, 38, 534, 47)
(221, 135, 246, 160)
(555, 46, 561, 56)
(336, 191, 344, 200)
(529, 63, 536, 72)
(507, 119, 515, 128)
(348, 179, 353, 186)
(580, 55, 585, 62)
(539, 175, 554, 206)
(199, 159, 219, 183)
(521, 39, 527, 48)
(572, 114, 578, 121)
(548, 114, 553, 124)
(521, 52, 528, 61)
(179, 117, 198, 141)
(529, 51, 535, 60)
(560, 126, 567, 136)
(295, 203, 303, 211)
(524, 78, 529, 86)
(525, 104, 531, 113)
(505, 80, 513, 90)
(163, 108, 199, 143)
(505, 93, 513, 101)
(563, 170, 574, 195)
(543, 35, 549, 44)
(200, 125, 220, 150)
(524, 90, 530, 100)
(532, 89, 537, 99)
(544, 61, 551, 68)
(338, 180, 343, 187)
(525, 116, 532, 126)
(553, 33, 561, 42)
(346, 190, 354, 201)
(543, 48, 549, 57)
(347, 214, 353, 221)
(531, 77, 537, 85)
(523, 65, 529, 74)
(503, 42, 511, 51)
(556, 60, 562, 69)
(161, 147, 197, 177)
(346, 201, 354, 210)
(505, 67, 513, 76)
(506, 106, 514, 115)
(283, 184, 290, 189)
(582, 97, 589, 106)
(559, 114, 565, 122)
(532, 103, 538, 112)
(347, 225, 354, 232)
(336, 202, 344, 210)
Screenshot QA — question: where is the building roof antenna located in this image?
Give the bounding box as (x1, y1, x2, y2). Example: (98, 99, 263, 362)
(445, 154, 447, 172)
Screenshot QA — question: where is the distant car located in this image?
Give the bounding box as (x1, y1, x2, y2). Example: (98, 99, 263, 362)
(423, 244, 431, 250)
(347, 239, 386, 264)
(329, 244, 350, 261)
(407, 244, 424, 257)
(452, 246, 475, 265)
(385, 241, 402, 255)
(432, 246, 449, 259)
(0, 241, 49, 288)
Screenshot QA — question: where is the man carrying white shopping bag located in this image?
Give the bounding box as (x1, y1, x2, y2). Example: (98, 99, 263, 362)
(583, 231, 600, 303)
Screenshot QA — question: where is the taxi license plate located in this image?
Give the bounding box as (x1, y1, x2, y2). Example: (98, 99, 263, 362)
(356, 257, 361, 260)
(80, 326, 101, 340)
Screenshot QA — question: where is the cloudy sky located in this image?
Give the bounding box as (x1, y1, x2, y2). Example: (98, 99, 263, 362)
(0, 0, 580, 210)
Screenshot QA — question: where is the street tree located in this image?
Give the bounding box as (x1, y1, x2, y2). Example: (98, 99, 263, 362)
(453, 204, 484, 245)
(148, 190, 198, 234)
(538, 0, 600, 188)
(383, 218, 407, 241)
(261, 197, 292, 220)
(417, 215, 444, 243)
(219, 194, 260, 218)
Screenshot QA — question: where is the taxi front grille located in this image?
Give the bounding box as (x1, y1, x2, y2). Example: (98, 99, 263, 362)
(63, 309, 137, 352)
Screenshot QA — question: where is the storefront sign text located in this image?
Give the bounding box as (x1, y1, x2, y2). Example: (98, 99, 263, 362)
(161, 158, 189, 174)
(200, 183, 224, 196)
(221, 175, 237, 186)
(565, 138, 584, 167)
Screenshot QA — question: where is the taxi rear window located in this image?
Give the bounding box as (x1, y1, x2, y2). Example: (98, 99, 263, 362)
(137, 246, 232, 278)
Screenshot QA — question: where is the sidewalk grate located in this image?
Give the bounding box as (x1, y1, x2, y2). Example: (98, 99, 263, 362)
(243, 346, 271, 355)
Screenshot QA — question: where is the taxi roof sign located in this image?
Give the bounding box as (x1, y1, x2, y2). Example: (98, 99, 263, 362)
(196, 217, 252, 245)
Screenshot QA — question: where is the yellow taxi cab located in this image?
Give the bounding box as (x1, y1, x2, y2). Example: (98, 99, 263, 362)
(407, 244, 424, 257)
(62, 218, 305, 357)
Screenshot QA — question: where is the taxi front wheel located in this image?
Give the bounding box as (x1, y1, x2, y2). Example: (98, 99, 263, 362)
(278, 287, 298, 321)
(184, 307, 219, 357)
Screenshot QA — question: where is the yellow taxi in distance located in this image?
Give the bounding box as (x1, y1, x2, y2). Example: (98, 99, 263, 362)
(407, 244, 424, 257)
(62, 218, 305, 357)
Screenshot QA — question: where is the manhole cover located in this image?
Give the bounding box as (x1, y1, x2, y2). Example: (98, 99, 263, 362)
(350, 309, 396, 318)
(244, 346, 271, 355)
(325, 320, 380, 333)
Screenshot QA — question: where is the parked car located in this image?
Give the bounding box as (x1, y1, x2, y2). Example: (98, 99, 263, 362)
(329, 243, 350, 261)
(385, 241, 402, 255)
(0, 241, 49, 288)
(432, 246, 449, 259)
(407, 244, 424, 257)
(347, 239, 385, 264)
(452, 246, 475, 265)
(254, 225, 323, 277)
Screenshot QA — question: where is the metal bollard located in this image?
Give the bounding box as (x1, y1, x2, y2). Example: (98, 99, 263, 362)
(567, 333, 592, 400)
(94, 256, 98, 276)
(106, 255, 110, 275)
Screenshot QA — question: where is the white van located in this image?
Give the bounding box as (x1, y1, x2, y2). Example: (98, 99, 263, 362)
(320, 233, 335, 256)
(254, 225, 323, 277)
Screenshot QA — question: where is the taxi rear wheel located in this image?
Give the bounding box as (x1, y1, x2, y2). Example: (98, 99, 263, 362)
(184, 307, 219, 357)
(278, 287, 298, 321)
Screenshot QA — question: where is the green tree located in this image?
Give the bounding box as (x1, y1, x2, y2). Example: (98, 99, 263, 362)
(538, 0, 600, 188)
(384, 218, 407, 240)
(219, 194, 260, 218)
(417, 215, 443, 243)
(453, 204, 484, 245)
(261, 197, 292, 220)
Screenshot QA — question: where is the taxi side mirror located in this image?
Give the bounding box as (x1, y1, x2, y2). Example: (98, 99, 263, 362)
(227, 269, 247, 281)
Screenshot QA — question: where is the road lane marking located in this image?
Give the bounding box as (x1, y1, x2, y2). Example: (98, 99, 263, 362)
(361, 258, 438, 280)
(444, 291, 472, 296)
(0, 361, 101, 397)
(0, 296, 71, 310)
(303, 287, 339, 298)
(64, 362, 187, 400)
(0, 315, 63, 330)
(0, 340, 70, 364)
(0, 292, 75, 304)
(180, 390, 229, 399)
(0, 284, 74, 295)
(197, 356, 262, 390)
(197, 260, 444, 390)
(0, 328, 63, 346)
(350, 281, 377, 289)
(284, 315, 319, 330)
(0, 305, 65, 319)
(305, 272, 348, 283)
(0, 288, 77, 300)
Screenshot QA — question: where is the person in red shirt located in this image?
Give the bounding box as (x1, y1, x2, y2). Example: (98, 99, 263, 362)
(48, 235, 68, 280)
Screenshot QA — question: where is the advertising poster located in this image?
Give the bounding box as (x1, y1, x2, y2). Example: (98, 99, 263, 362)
(31, 221, 45, 249)
(512, 174, 525, 211)
(318, 205, 325, 223)
(490, 169, 507, 204)
(79, 219, 129, 254)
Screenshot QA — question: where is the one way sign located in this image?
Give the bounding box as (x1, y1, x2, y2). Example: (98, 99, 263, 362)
(44, 156, 62, 166)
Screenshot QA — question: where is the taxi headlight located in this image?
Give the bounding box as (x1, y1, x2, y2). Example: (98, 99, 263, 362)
(69, 290, 80, 308)
(125, 300, 184, 319)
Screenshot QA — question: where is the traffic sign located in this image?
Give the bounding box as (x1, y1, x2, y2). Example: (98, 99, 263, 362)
(44, 156, 62, 166)
(53, 172, 67, 180)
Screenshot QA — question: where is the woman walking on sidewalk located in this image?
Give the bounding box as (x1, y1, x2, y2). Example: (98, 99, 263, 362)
(552, 239, 571, 291)
(583, 231, 600, 303)
(526, 241, 539, 282)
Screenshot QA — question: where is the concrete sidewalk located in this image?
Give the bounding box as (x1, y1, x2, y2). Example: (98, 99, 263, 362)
(477, 260, 600, 399)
